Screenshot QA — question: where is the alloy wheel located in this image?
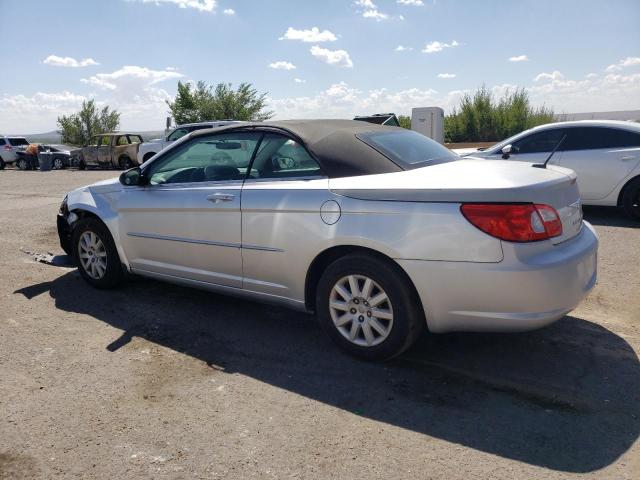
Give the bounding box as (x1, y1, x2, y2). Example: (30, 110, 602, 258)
(78, 231, 108, 280)
(329, 274, 394, 347)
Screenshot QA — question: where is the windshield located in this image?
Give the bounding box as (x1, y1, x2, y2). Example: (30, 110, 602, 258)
(357, 130, 458, 169)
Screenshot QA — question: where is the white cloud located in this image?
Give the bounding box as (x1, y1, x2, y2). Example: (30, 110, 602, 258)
(268, 82, 459, 119)
(422, 40, 459, 54)
(310, 46, 354, 68)
(395, 45, 413, 52)
(355, 0, 388, 21)
(81, 65, 183, 90)
(586, 73, 598, 79)
(131, 0, 217, 12)
(0, 91, 88, 133)
(605, 56, 640, 72)
(294, 78, 306, 84)
(269, 61, 296, 70)
(534, 70, 564, 82)
(438, 73, 456, 79)
(528, 70, 640, 113)
(43, 55, 100, 68)
(363, 9, 388, 20)
(397, 0, 424, 5)
(279, 27, 337, 42)
(223, 8, 234, 15)
(508, 55, 529, 62)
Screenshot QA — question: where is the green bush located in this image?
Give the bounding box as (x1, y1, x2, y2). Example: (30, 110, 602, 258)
(444, 86, 554, 143)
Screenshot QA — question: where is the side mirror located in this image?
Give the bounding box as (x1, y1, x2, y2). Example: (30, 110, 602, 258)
(119, 167, 146, 186)
(501, 144, 512, 159)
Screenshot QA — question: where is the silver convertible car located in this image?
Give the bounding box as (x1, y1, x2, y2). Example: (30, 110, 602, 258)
(57, 120, 598, 360)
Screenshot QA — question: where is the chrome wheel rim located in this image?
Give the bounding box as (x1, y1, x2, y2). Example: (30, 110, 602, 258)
(329, 275, 394, 347)
(54, 158, 64, 169)
(78, 231, 107, 280)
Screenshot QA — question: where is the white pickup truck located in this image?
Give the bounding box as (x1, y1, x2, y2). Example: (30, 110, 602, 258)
(137, 121, 242, 164)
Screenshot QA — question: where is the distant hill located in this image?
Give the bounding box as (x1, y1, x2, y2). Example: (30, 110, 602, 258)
(13, 130, 165, 146)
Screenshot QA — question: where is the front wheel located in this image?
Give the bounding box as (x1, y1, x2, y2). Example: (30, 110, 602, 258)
(316, 254, 424, 361)
(17, 158, 28, 170)
(72, 218, 123, 289)
(622, 178, 640, 221)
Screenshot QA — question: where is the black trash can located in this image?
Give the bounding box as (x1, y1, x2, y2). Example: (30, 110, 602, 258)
(37, 151, 53, 171)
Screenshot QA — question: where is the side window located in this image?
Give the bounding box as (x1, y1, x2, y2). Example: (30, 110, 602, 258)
(249, 133, 322, 179)
(564, 127, 640, 151)
(0, 139, 5, 146)
(512, 129, 565, 154)
(100, 136, 111, 146)
(116, 136, 129, 146)
(167, 128, 189, 141)
(613, 129, 640, 148)
(128, 135, 142, 144)
(146, 131, 262, 185)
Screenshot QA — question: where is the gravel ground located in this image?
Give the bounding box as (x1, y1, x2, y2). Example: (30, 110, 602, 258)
(0, 170, 638, 479)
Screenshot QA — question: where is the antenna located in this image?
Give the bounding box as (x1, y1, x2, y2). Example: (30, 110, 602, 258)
(532, 133, 567, 169)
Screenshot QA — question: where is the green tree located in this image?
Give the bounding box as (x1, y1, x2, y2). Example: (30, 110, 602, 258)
(444, 86, 554, 143)
(167, 81, 274, 124)
(397, 115, 411, 129)
(57, 99, 120, 146)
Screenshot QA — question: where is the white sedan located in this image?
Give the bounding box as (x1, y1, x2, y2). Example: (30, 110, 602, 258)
(467, 120, 640, 219)
(57, 120, 598, 360)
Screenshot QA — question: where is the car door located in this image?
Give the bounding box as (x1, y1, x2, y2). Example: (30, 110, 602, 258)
(241, 132, 329, 299)
(558, 127, 640, 200)
(505, 127, 567, 164)
(117, 131, 263, 288)
(97, 135, 112, 166)
(83, 136, 100, 165)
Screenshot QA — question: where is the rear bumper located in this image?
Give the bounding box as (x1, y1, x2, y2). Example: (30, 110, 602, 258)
(398, 222, 598, 333)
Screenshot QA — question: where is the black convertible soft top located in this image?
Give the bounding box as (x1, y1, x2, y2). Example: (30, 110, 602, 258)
(190, 119, 405, 178)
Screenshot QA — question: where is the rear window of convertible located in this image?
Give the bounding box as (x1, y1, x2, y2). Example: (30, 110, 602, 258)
(356, 130, 458, 169)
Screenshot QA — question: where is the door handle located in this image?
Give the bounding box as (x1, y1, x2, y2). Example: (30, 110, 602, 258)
(621, 155, 636, 161)
(206, 192, 235, 203)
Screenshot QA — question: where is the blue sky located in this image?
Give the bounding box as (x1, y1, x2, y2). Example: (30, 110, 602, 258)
(1, 0, 639, 132)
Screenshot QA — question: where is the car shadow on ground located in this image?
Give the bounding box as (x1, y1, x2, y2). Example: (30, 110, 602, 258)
(15, 272, 640, 473)
(583, 205, 639, 228)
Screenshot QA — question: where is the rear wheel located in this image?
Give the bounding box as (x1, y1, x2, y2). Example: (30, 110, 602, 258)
(53, 157, 65, 170)
(0, 158, 5, 170)
(622, 177, 640, 221)
(78, 158, 86, 170)
(143, 152, 156, 162)
(72, 218, 123, 289)
(17, 158, 28, 170)
(316, 254, 424, 361)
(119, 156, 134, 170)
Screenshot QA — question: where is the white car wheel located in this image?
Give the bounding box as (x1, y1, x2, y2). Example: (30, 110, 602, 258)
(329, 274, 394, 347)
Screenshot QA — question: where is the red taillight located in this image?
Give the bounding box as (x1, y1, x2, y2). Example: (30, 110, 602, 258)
(3, 145, 11, 151)
(461, 203, 563, 242)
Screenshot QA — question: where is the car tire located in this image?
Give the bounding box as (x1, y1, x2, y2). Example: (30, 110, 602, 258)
(78, 158, 86, 170)
(315, 253, 424, 361)
(72, 217, 124, 289)
(53, 157, 65, 170)
(143, 152, 156, 162)
(119, 156, 134, 170)
(17, 158, 28, 170)
(622, 177, 640, 221)
(0, 158, 5, 170)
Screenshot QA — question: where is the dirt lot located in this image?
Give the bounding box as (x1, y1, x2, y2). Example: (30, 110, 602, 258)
(1, 170, 639, 479)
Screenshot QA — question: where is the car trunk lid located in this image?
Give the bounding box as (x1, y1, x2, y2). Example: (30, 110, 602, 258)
(329, 159, 583, 245)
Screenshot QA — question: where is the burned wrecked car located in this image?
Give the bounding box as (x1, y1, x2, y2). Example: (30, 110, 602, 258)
(71, 133, 144, 170)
